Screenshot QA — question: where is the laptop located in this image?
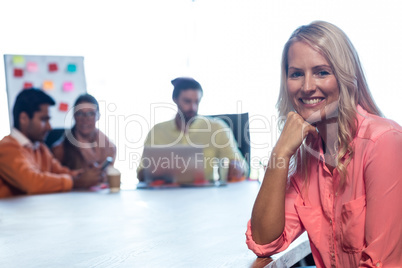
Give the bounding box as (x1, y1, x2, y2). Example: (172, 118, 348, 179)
(137, 145, 227, 188)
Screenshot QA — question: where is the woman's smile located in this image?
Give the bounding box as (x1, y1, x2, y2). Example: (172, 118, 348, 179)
(287, 41, 340, 123)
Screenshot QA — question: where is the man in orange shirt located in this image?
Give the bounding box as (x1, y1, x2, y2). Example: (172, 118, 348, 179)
(0, 88, 101, 198)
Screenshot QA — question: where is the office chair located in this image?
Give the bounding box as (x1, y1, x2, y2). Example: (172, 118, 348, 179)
(207, 112, 250, 176)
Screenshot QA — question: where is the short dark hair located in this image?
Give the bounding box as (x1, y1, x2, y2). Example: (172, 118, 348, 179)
(171, 77, 203, 100)
(73, 93, 99, 111)
(13, 88, 55, 130)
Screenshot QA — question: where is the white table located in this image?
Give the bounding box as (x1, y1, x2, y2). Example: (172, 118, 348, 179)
(0, 181, 310, 267)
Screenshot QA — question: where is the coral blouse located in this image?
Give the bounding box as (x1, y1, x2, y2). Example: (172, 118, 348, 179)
(246, 106, 402, 268)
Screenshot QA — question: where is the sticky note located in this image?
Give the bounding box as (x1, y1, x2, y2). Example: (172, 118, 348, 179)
(48, 63, 58, 72)
(12, 56, 25, 66)
(14, 68, 23, 77)
(23, 82, 33, 89)
(67, 64, 77, 73)
(59, 102, 69, 112)
(26, 62, 38, 72)
(63, 82, 74, 92)
(43, 80, 54, 91)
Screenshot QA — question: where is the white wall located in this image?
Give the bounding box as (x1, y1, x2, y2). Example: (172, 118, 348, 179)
(1, 0, 401, 186)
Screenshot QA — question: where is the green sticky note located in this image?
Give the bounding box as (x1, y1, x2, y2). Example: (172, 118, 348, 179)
(12, 55, 25, 66)
(67, 64, 77, 73)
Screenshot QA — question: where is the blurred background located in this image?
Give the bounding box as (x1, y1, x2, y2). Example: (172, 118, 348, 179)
(1, 0, 401, 188)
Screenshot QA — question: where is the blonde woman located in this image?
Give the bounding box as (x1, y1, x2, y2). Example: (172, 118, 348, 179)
(246, 21, 402, 267)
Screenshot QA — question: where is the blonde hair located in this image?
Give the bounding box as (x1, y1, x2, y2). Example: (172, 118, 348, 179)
(277, 21, 382, 189)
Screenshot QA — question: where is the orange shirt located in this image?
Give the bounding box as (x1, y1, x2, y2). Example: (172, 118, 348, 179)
(0, 130, 73, 198)
(246, 106, 402, 268)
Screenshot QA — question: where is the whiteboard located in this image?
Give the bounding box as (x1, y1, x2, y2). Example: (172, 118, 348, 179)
(3, 54, 87, 129)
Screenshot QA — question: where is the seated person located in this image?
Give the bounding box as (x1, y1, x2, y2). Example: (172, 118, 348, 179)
(246, 21, 402, 267)
(0, 88, 100, 198)
(137, 77, 248, 182)
(52, 94, 116, 183)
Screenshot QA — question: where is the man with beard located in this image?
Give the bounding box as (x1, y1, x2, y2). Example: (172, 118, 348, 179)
(137, 77, 247, 183)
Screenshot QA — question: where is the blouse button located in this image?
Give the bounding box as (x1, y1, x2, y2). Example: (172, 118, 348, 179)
(330, 219, 332, 224)
(376, 262, 381, 267)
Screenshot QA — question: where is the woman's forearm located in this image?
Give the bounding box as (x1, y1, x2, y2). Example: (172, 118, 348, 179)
(250, 150, 291, 245)
(251, 112, 316, 244)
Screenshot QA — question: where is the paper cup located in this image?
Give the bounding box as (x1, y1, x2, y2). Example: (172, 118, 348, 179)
(107, 167, 121, 193)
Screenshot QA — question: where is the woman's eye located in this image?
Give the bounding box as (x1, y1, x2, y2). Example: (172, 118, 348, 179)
(317, 70, 330, 77)
(289, 72, 302, 78)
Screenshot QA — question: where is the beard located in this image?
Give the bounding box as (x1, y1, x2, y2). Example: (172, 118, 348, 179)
(183, 111, 197, 122)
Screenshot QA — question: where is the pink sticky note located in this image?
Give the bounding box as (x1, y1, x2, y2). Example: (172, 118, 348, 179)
(26, 62, 38, 72)
(63, 82, 74, 92)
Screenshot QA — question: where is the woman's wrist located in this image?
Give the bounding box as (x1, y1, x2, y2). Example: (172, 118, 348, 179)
(271, 146, 293, 161)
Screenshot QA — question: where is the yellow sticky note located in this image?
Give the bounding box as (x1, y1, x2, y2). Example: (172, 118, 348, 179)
(13, 55, 25, 66)
(43, 80, 54, 91)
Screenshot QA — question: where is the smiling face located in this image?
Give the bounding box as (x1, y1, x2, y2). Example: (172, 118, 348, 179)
(286, 41, 340, 124)
(73, 102, 99, 137)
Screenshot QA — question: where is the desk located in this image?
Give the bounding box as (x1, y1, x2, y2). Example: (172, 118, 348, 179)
(0, 181, 310, 267)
